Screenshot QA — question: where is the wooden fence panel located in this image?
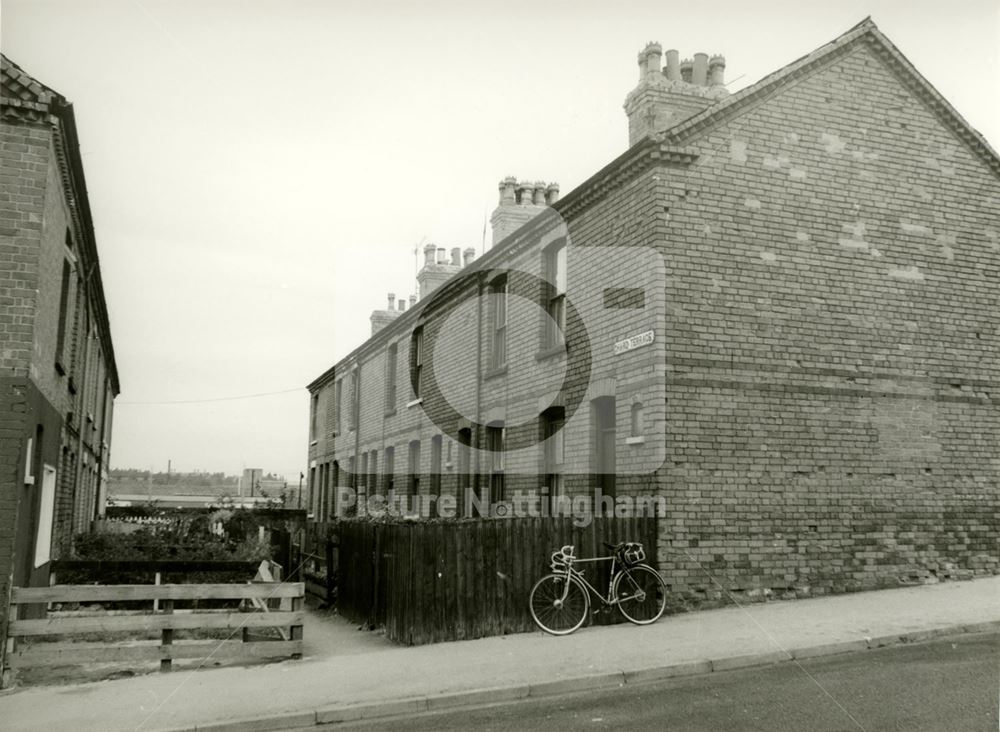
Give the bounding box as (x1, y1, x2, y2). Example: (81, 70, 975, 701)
(327, 516, 657, 646)
(7, 581, 304, 674)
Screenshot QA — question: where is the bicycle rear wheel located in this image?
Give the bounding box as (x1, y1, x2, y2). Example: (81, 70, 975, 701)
(529, 573, 589, 635)
(613, 564, 667, 625)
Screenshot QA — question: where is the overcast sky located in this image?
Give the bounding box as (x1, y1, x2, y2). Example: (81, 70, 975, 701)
(2, 1, 997, 480)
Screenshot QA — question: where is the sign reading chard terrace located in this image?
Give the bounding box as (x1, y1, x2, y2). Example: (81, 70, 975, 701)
(613, 329, 655, 355)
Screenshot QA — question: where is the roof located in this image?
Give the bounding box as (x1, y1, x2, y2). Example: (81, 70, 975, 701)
(1, 55, 122, 394)
(658, 17, 1000, 177)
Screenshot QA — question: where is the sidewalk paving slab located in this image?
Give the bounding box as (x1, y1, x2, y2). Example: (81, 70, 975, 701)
(1, 576, 998, 731)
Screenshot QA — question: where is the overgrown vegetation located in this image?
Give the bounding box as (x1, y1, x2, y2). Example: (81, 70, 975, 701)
(65, 507, 273, 585)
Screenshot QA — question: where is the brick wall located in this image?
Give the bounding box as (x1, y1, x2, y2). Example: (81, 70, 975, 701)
(657, 42, 1000, 602)
(305, 31, 999, 609)
(0, 379, 28, 667)
(0, 123, 48, 377)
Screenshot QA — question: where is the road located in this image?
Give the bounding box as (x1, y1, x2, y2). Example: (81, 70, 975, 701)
(320, 633, 999, 731)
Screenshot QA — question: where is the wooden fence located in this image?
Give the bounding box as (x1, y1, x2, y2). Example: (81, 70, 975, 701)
(317, 516, 657, 645)
(6, 579, 304, 673)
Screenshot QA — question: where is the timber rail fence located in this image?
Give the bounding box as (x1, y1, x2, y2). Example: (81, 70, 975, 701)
(307, 516, 657, 645)
(6, 579, 304, 675)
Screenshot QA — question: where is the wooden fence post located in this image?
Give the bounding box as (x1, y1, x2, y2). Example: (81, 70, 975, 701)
(290, 595, 303, 659)
(325, 536, 335, 607)
(160, 598, 173, 672)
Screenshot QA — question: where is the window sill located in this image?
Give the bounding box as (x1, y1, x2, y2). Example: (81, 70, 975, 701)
(535, 344, 566, 362)
(484, 365, 508, 381)
(625, 436, 645, 445)
(406, 398, 423, 409)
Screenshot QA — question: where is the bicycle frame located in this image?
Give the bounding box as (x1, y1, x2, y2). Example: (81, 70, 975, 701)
(555, 553, 644, 607)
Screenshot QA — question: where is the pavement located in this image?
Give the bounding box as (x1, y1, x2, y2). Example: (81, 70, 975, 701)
(1, 576, 999, 731)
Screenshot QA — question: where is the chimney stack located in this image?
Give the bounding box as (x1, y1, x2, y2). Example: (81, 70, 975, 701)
(623, 43, 730, 147)
(417, 242, 463, 300)
(371, 291, 403, 335)
(490, 176, 559, 246)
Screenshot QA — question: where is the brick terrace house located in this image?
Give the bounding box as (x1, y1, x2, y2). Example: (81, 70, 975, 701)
(0, 57, 120, 666)
(307, 19, 999, 605)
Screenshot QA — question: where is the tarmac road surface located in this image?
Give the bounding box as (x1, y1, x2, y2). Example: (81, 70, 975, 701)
(321, 632, 999, 732)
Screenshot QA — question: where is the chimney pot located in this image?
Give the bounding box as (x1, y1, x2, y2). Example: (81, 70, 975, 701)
(387, 292, 396, 310)
(437, 247, 447, 264)
(709, 54, 726, 86)
(545, 182, 560, 205)
(398, 300, 406, 312)
(517, 180, 533, 205)
(463, 247, 476, 266)
(409, 294, 417, 307)
(533, 180, 547, 206)
(680, 59, 693, 83)
(423, 243, 437, 266)
(664, 50, 680, 81)
(501, 176, 517, 205)
(692, 53, 709, 86)
(450, 247, 461, 266)
(639, 42, 662, 80)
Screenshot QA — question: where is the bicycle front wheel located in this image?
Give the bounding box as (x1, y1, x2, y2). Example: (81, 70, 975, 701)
(529, 573, 589, 635)
(613, 564, 667, 625)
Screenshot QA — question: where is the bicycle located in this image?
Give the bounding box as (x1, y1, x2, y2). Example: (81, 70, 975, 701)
(529, 542, 667, 635)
